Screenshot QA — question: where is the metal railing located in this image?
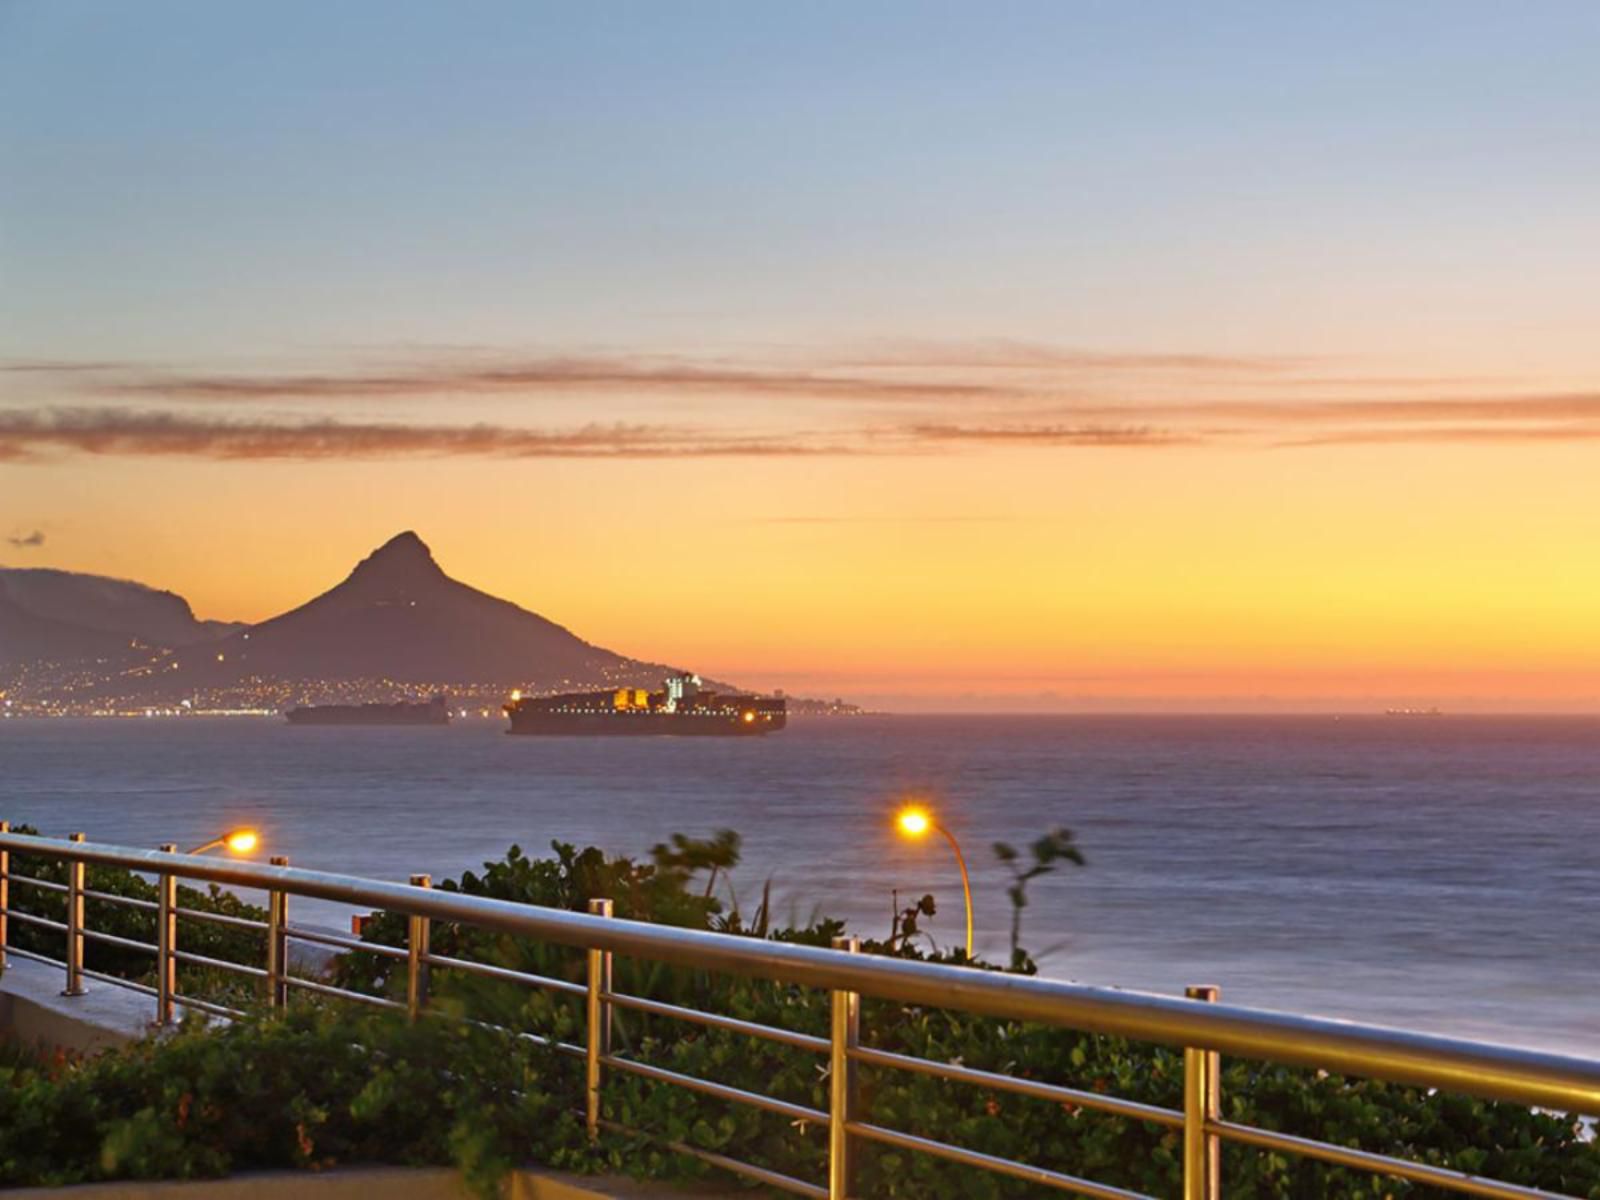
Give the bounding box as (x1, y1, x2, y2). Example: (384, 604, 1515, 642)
(2, 824, 1598, 1200)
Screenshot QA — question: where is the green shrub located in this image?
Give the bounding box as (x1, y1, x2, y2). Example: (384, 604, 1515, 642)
(338, 838, 1600, 1200)
(0, 1008, 576, 1196)
(6, 834, 1597, 1198)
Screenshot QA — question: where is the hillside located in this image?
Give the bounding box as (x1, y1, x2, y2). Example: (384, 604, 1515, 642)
(0, 566, 239, 651)
(173, 531, 685, 690)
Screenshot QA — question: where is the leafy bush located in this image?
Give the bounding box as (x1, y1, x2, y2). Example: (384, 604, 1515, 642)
(0, 1008, 577, 1196)
(336, 837, 1600, 1200)
(6, 832, 1597, 1198)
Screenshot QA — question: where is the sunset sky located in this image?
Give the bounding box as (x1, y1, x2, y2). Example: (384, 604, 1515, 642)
(3, 2, 1599, 709)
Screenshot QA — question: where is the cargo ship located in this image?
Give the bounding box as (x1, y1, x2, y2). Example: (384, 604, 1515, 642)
(505, 674, 784, 737)
(284, 695, 451, 726)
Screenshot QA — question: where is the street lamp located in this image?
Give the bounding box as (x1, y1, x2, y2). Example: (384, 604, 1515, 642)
(185, 828, 259, 856)
(894, 803, 973, 958)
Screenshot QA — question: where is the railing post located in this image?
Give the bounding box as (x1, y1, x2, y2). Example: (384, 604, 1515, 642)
(62, 832, 87, 996)
(407, 873, 431, 1022)
(265, 855, 289, 1010)
(829, 934, 861, 1200)
(0, 820, 10, 970)
(154, 843, 178, 1025)
(585, 897, 614, 1142)
(1183, 984, 1221, 1200)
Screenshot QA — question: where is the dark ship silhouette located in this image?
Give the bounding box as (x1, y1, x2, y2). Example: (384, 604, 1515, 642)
(505, 673, 784, 737)
(284, 694, 450, 726)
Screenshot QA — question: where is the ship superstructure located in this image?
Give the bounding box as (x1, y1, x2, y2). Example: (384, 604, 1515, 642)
(504, 673, 784, 737)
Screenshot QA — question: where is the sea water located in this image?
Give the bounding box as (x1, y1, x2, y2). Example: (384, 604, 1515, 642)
(2, 714, 1596, 1055)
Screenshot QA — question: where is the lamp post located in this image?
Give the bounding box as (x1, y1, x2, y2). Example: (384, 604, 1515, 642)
(184, 828, 260, 856)
(894, 804, 973, 958)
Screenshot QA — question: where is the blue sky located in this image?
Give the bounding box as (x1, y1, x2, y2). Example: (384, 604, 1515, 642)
(4, 2, 1600, 708)
(4, 1, 1597, 365)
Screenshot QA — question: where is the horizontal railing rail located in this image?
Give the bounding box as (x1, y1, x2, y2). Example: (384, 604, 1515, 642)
(1, 826, 1597, 1200)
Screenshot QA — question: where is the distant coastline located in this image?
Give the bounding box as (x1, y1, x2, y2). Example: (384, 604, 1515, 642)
(1, 532, 871, 720)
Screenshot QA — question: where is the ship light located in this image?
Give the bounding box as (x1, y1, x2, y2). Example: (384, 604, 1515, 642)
(742, 711, 755, 723)
(510, 689, 522, 702)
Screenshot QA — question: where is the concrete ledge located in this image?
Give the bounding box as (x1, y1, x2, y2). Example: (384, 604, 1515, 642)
(0, 955, 156, 1054)
(0, 1166, 735, 1199)
(0, 945, 333, 1056)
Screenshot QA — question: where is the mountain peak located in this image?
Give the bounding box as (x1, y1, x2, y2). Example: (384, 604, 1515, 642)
(348, 531, 445, 586)
(374, 529, 431, 557)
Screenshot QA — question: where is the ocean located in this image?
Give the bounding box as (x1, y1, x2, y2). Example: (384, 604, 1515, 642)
(2, 714, 1596, 1056)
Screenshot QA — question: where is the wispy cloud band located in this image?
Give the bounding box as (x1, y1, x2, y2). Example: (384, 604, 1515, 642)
(94, 356, 1001, 404)
(0, 409, 849, 462)
(6, 344, 1600, 460)
(907, 423, 1199, 447)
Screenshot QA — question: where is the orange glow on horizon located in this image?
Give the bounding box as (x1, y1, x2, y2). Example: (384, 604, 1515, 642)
(10, 416, 1600, 711)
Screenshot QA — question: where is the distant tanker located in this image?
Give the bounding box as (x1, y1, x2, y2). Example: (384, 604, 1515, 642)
(285, 695, 450, 726)
(505, 673, 784, 737)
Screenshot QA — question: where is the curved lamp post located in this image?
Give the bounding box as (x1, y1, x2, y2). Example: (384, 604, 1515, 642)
(894, 804, 973, 958)
(185, 828, 259, 856)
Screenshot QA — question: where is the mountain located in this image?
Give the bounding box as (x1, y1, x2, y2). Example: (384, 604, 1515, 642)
(0, 584, 138, 667)
(0, 567, 240, 650)
(0, 566, 239, 669)
(175, 531, 682, 689)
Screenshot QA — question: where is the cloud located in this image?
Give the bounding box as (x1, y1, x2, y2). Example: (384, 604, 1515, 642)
(905, 423, 1200, 447)
(751, 515, 1023, 524)
(35, 403, 1593, 462)
(1277, 424, 1600, 448)
(5, 530, 45, 548)
(0, 407, 1206, 463)
(823, 339, 1307, 374)
(1079, 393, 1600, 425)
(1, 360, 131, 373)
(0, 408, 852, 461)
(12, 346, 1600, 458)
(64, 344, 1311, 407)
(98, 356, 1002, 404)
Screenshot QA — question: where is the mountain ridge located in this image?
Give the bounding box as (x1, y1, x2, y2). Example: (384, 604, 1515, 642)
(0, 565, 239, 666)
(3, 532, 736, 705)
(173, 531, 694, 692)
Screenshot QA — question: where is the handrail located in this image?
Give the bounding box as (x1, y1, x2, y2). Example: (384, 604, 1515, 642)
(3, 831, 1593, 1115)
(2, 827, 1597, 1200)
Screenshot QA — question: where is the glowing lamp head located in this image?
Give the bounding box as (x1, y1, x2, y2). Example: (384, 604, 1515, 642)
(223, 829, 259, 854)
(896, 806, 932, 838)
(742, 710, 756, 724)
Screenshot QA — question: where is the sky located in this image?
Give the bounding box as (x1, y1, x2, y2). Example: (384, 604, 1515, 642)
(3, 1, 1600, 710)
